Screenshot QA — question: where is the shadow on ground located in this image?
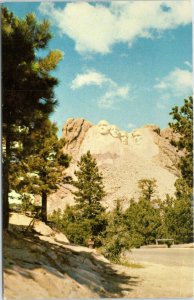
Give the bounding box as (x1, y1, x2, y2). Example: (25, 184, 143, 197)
(4, 224, 140, 298)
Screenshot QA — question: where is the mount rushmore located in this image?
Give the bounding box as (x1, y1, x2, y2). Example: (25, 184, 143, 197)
(47, 118, 181, 214)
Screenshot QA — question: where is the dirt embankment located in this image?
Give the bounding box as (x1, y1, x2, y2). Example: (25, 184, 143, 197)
(3, 213, 194, 299)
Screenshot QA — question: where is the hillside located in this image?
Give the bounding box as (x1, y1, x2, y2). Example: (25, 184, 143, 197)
(4, 213, 193, 299)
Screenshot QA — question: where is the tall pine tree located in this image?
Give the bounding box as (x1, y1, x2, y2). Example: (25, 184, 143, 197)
(169, 96, 193, 190)
(15, 119, 70, 222)
(166, 96, 193, 242)
(73, 151, 106, 219)
(72, 151, 106, 243)
(2, 7, 63, 228)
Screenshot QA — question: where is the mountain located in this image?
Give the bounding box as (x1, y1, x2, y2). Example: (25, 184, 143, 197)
(47, 118, 181, 214)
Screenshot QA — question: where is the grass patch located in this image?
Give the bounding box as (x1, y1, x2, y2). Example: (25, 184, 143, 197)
(120, 260, 144, 268)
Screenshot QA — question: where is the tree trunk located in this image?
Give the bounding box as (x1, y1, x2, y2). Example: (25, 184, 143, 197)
(41, 191, 47, 223)
(3, 124, 11, 230)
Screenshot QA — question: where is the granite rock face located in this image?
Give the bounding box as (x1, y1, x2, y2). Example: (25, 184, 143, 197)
(47, 119, 181, 214)
(62, 118, 92, 163)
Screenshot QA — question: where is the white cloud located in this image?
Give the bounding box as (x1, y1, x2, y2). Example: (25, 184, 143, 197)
(39, 1, 191, 54)
(184, 60, 192, 69)
(71, 70, 114, 90)
(127, 123, 136, 129)
(71, 69, 131, 108)
(156, 103, 167, 110)
(154, 68, 193, 97)
(98, 85, 130, 108)
(155, 68, 192, 111)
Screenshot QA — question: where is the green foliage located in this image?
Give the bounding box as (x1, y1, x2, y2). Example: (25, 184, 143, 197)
(73, 151, 106, 218)
(125, 198, 162, 248)
(73, 151, 107, 243)
(49, 205, 107, 246)
(123, 179, 162, 248)
(158, 195, 193, 243)
(100, 200, 130, 262)
(167, 97, 193, 243)
(49, 209, 63, 230)
(2, 6, 61, 127)
(39, 50, 64, 73)
(16, 119, 70, 222)
(50, 152, 107, 245)
(60, 206, 92, 245)
(169, 96, 193, 188)
(174, 178, 192, 200)
(138, 178, 157, 201)
(2, 6, 63, 228)
(121, 261, 144, 269)
(20, 194, 35, 214)
(72, 151, 107, 243)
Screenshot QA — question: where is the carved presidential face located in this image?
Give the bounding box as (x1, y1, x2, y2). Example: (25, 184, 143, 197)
(97, 120, 110, 135)
(132, 130, 142, 143)
(120, 131, 128, 145)
(110, 125, 121, 138)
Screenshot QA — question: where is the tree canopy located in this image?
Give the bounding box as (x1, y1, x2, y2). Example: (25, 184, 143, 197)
(169, 96, 193, 189)
(50, 151, 107, 246)
(15, 119, 70, 222)
(2, 7, 63, 228)
(73, 151, 106, 219)
(167, 96, 193, 242)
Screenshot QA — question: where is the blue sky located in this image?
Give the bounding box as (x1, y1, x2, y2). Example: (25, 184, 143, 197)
(5, 1, 193, 135)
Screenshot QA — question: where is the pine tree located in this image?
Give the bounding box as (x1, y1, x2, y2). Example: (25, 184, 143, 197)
(16, 119, 70, 222)
(125, 179, 161, 247)
(125, 199, 161, 247)
(169, 96, 193, 189)
(72, 151, 106, 242)
(101, 200, 130, 262)
(2, 7, 63, 228)
(138, 178, 157, 201)
(73, 151, 106, 218)
(168, 96, 193, 242)
(158, 195, 193, 244)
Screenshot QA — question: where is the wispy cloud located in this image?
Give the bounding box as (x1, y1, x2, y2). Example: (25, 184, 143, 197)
(154, 68, 193, 100)
(71, 70, 114, 90)
(99, 86, 130, 108)
(127, 122, 136, 129)
(156, 103, 167, 110)
(71, 70, 131, 109)
(39, 1, 191, 55)
(184, 60, 192, 69)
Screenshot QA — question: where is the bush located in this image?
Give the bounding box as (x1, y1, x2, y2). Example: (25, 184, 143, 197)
(100, 200, 130, 262)
(49, 205, 107, 246)
(124, 198, 162, 248)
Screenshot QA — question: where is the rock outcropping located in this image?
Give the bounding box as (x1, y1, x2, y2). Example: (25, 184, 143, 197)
(62, 118, 92, 163)
(48, 119, 181, 213)
(5, 213, 193, 299)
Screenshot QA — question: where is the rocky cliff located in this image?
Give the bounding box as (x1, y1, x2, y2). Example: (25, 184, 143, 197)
(48, 119, 181, 214)
(62, 118, 92, 163)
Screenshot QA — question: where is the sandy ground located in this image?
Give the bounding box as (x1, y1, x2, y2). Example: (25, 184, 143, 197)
(3, 213, 194, 299)
(130, 247, 194, 267)
(113, 262, 194, 298)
